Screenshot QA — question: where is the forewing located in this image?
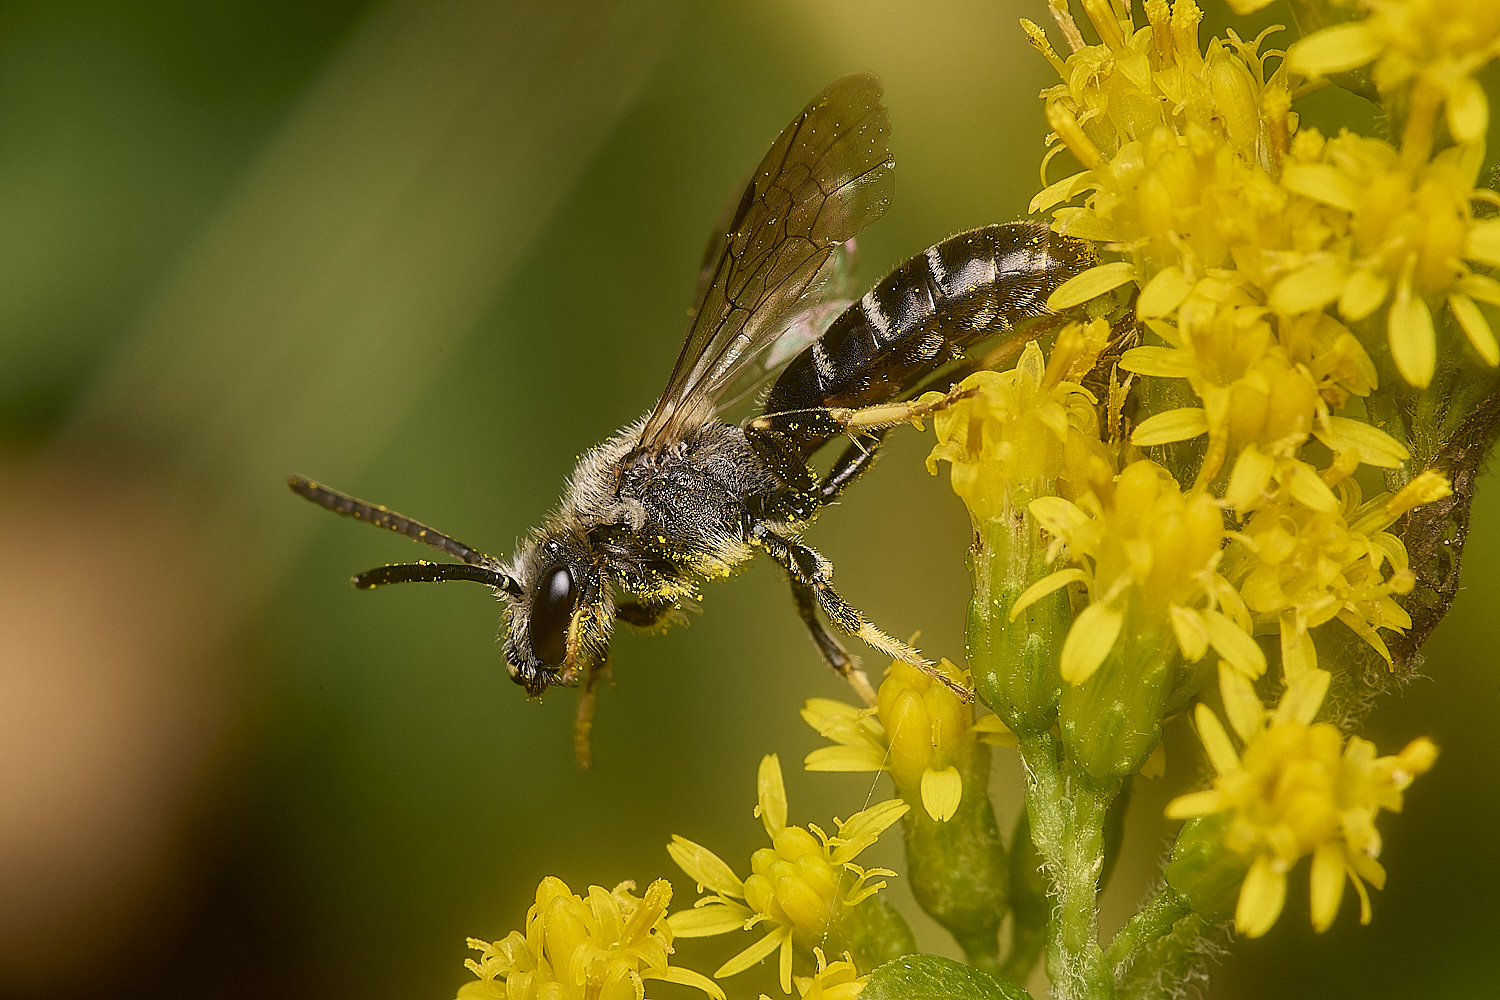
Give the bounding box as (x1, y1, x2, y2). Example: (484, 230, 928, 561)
(714, 238, 860, 416)
(638, 72, 894, 451)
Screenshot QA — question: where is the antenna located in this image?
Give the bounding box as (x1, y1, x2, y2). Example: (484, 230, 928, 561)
(288, 475, 519, 593)
(354, 561, 521, 594)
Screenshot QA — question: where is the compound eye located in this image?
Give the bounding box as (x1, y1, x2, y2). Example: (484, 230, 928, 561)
(529, 564, 575, 665)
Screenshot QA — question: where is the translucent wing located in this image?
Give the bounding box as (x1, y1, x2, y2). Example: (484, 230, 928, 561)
(709, 237, 860, 416)
(637, 73, 894, 452)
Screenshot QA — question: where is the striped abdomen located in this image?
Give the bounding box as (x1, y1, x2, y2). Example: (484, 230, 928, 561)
(764, 222, 1095, 418)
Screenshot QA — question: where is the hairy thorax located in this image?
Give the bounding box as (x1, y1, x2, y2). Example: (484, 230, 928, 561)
(558, 413, 790, 588)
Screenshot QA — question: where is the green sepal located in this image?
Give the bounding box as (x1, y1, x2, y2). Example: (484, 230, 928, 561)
(896, 745, 1007, 973)
(1059, 631, 1176, 780)
(1163, 814, 1250, 923)
(862, 954, 1033, 1000)
(843, 893, 919, 973)
(969, 510, 1067, 736)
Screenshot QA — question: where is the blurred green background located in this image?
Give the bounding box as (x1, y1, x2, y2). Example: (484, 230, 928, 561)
(0, 1, 1494, 998)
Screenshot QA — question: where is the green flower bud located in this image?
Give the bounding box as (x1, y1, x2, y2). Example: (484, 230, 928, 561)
(1059, 630, 1177, 780)
(1163, 814, 1251, 923)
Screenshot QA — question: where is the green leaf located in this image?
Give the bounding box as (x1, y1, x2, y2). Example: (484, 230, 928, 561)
(862, 954, 1032, 1000)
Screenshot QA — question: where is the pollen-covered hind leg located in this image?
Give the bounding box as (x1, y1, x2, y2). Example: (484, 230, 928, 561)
(756, 526, 971, 702)
(791, 579, 877, 705)
(573, 657, 611, 769)
(749, 381, 975, 442)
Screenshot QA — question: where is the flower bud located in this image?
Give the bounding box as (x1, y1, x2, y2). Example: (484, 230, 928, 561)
(1164, 814, 1251, 922)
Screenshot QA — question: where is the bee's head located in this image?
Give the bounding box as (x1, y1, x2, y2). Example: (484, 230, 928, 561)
(502, 531, 613, 696)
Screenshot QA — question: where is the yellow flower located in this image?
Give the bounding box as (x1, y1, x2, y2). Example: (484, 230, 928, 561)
(667, 755, 907, 993)
(1014, 459, 1262, 683)
(1167, 665, 1438, 937)
(802, 659, 1015, 822)
(1275, 129, 1500, 386)
(1288, 0, 1500, 145)
(1029, 2, 1293, 281)
(1122, 298, 1396, 487)
(458, 876, 723, 1000)
(924, 333, 1107, 523)
(763, 949, 867, 1000)
(1221, 469, 1452, 671)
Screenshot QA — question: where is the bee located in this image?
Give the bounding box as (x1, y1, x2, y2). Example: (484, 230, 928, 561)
(290, 73, 1095, 760)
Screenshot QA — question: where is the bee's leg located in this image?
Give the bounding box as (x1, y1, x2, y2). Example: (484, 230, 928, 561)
(748, 381, 973, 446)
(574, 657, 609, 769)
(790, 578, 877, 705)
(753, 525, 971, 702)
(818, 428, 888, 504)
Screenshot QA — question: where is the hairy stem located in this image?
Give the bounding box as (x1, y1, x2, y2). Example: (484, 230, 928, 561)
(1103, 885, 1192, 980)
(1018, 733, 1118, 1000)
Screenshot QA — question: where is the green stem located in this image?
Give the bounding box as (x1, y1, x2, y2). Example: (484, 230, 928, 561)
(1102, 885, 1191, 977)
(1018, 734, 1118, 1000)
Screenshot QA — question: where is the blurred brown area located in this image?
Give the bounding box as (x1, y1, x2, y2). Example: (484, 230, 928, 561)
(0, 2, 1494, 998)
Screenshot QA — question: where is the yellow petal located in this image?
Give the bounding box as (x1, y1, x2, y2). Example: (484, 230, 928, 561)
(1218, 662, 1265, 744)
(1029, 169, 1093, 215)
(1446, 77, 1488, 145)
(756, 755, 787, 838)
(1280, 625, 1318, 679)
(1448, 293, 1499, 365)
(715, 926, 789, 979)
(1281, 163, 1359, 212)
(1047, 261, 1137, 310)
(832, 799, 909, 863)
(1466, 219, 1500, 269)
(1204, 609, 1267, 678)
(1137, 266, 1193, 319)
(645, 966, 726, 1000)
(1388, 287, 1436, 388)
(668, 837, 746, 898)
(1132, 407, 1209, 446)
(1054, 208, 1118, 242)
(1164, 788, 1223, 818)
(1029, 496, 1091, 539)
(804, 746, 888, 772)
(1194, 703, 1241, 776)
(920, 766, 964, 822)
(1141, 739, 1167, 779)
(1235, 856, 1288, 938)
(1119, 345, 1196, 377)
(1273, 668, 1330, 726)
(1010, 567, 1088, 621)
(1288, 461, 1339, 513)
(1456, 271, 1500, 305)
(1060, 600, 1124, 683)
(669, 903, 754, 938)
(1224, 443, 1275, 510)
(1286, 23, 1384, 76)
(1309, 842, 1346, 933)
(1339, 267, 1389, 321)
(1317, 416, 1410, 468)
(1170, 604, 1210, 662)
(1269, 258, 1347, 314)
(972, 713, 1018, 747)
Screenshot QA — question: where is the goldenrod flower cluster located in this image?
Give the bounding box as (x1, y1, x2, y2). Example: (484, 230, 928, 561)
(781, 949, 869, 1000)
(458, 877, 723, 1000)
(802, 659, 1014, 822)
(666, 755, 906, 993)
(1167, 664, 1438, 937)
(917, 0, 1467, 940)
